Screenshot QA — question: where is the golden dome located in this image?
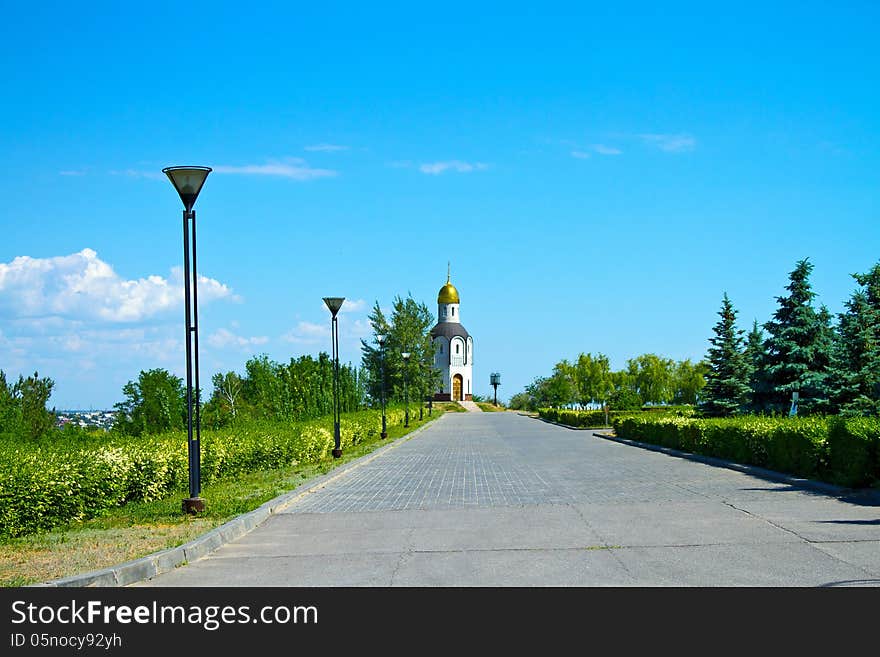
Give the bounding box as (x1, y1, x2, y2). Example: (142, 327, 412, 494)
(438, 280, 460, 304)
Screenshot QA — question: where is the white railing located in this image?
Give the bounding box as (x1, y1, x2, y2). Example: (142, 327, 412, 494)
(451, 355, 464, 367)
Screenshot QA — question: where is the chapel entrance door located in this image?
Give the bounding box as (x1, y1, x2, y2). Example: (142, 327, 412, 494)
(452, 374, 463, 401)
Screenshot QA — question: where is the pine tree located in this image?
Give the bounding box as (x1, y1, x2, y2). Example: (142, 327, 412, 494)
(762, 258, 831, 414)
(743, 319, 770, 413)
(699, 293, 752, 417)
(830, 290, 880, 415)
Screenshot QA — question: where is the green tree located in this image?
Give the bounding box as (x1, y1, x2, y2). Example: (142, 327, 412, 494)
(113, 369, 186, 436)
(361, 295, 438, 406)
(507, 391, 534, 411)
(673, 359, 709, 406)
(763, 259, 832, 414)
(526, 371, 575, 408)
(10, 372, 56, 440)
(743, 319, 770, 413)
(201, 371, 246, 428)
(699, 293, 752, 416)
(852, 262, 880, 315)
(830, 290, 880, 415)
(0, 371, 20, 437)
(626, 353, 676, 405)
(573, 352, 615, 408)
(607, 384, 643, 410)
(606, 370, 641, 410)
(242, 354, 285, 420)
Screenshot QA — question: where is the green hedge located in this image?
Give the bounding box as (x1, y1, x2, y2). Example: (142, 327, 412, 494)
(538, 407, 693, 428)
(608, 414, 880, 488)
(0, 407, 407, 539)
(538, 408, 634, 427)
(827, 417, 880, 488)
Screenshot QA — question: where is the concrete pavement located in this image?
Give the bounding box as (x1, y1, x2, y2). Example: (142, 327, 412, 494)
(134, 411, 880, 587)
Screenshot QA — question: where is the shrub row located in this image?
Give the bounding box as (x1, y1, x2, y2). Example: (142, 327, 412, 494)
(538, 407, 694, 428)
(0, 407, 407, 539)
(608, 414, 880, 489)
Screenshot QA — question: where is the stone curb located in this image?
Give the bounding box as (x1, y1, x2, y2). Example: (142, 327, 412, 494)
(592, 430, 880, 501)
(35, 414, 447, 588)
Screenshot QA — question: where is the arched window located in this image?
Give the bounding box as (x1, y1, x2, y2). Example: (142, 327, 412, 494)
(455, 344, 460, 354)
(440, 344, 443, 354)
(451, 307, 455, 316)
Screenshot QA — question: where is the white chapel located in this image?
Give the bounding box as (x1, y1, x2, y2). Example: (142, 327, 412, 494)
(430, 270, 474, 401)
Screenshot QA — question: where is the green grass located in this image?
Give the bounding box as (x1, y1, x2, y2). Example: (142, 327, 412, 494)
(476, 402, 506, 412)
(0, 410, 443, 587)
(437, 402, 467, 412)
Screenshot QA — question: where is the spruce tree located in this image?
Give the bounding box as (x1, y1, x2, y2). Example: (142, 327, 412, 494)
(852, 262, 880, 311)
(743, 319, 770, 413)
(830, 290, 880, 415)
(699, 293, 752, 417)
(762, 258, 831, 414)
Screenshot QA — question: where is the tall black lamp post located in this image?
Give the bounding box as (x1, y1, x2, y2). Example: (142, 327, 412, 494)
(401, 352, 411, 427)
(490, 372, 501, 406)
(419, 359, 425, 421)
(377, 333, 387, 439)
(324, 297, 345, 458)
(162, 166, 212, 515)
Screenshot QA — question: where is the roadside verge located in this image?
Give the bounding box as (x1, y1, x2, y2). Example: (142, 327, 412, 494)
(36, 415, 446, 587)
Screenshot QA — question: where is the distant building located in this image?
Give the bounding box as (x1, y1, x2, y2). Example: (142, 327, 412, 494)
(430, 270, 473, 401)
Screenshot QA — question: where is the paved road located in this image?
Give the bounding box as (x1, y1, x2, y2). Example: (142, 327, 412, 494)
(136, 412, 880, 586)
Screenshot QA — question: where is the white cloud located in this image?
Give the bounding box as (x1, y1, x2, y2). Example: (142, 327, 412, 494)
(592, 144, 622, 155)
(207, 328, 269, 349)
(59, 170, 87, 176)
(571, 151, 591, 159)
(419, 161, 489, 175)
(342, 298, 366, 313)
(0, 249, 236, 323)
(348, 318, 372, 339)
(639, 133, 696, 152)
(213, 158, 336, 180)
(304, 144, 349, 152)
(281, 321, 326, 345)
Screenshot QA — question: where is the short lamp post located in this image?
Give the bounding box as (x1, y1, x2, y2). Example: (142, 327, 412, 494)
(490, 372, 501, 406)
(162, 166, 212, 515)
(401, 352, 411, 427)
(324, 297, 345, 458)
(789, 390, 799, 417)
(377, 333, 388, 438)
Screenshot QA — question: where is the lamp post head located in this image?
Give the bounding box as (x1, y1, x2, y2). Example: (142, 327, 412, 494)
(401, 352, 411, 361)
(490, 373, 501, 386)
(377, 334, 386, 347)
(323, 297, 345, 317)
(162, 166, 212, 212)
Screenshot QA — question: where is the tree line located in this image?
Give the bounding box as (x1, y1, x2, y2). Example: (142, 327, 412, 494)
(508, 353, 708, 411)
(0, 292, 441, 441)
(512, 258, 880, 418)
(700, 258, 879, 417)
(113, 353, 367, 436)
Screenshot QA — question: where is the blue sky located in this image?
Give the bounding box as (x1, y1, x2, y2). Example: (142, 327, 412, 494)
(1, 1, 878, 409)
